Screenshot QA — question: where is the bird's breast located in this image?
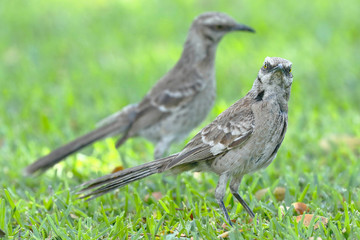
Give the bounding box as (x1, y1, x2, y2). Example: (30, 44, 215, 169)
(211, 101, 288, 175)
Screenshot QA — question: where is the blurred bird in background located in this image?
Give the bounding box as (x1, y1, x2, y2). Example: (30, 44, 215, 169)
(24, 12, 255, 175)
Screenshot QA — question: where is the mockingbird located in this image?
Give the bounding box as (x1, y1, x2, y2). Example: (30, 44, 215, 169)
(77, 57, 294, 226)
(24, 12, 255, 175)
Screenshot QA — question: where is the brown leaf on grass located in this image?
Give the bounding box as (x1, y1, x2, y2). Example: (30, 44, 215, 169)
(152, 192, 163, 200)
(296, 214, 328, 229)
(320, 135, 360, 152)
(292, 202, 308, 215)
(218, 231, 230, 238)
(144, 192, 163, 202)
(221, 219, 237, 229)
(217, 229, 243, 238)
(111, 166, 124, 173)
(255, 187, 285, 201)
(255, 188, 269, 200)
(280, 203, 308, 216)
(70, 213, 79, 219)
(273, 187, 286, 201)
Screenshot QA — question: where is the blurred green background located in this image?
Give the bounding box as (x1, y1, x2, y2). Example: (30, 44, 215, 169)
(1, 0, 359, 238)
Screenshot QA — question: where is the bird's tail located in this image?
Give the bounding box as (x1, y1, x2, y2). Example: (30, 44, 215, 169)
(76, 155, 176, 200)
(24, 104, 138, 176)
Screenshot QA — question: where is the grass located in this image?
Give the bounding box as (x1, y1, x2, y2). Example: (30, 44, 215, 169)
(1, 0, 360, 239)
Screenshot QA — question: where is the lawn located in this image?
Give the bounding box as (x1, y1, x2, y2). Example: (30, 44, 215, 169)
(1, 0, 360, 239)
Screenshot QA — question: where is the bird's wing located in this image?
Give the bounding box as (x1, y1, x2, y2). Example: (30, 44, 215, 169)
(128, 69, 206, 133)
(164, 99, 255, 170)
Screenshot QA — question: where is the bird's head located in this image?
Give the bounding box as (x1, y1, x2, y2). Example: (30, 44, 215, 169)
(191, 12, 255, 44)
(254, 57, 293, 102)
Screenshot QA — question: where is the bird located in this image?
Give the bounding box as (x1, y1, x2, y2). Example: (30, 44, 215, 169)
(77, 57, 294, 226)
(24, 12, 255, 175)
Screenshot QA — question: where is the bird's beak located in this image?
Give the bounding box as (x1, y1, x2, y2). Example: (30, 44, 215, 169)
(273, 64, 285, 73)
(232, 23, 255, 33)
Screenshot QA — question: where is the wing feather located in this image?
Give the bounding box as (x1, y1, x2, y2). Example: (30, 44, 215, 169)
(164, 98, 255, 169)
(116, 69, 205, 140)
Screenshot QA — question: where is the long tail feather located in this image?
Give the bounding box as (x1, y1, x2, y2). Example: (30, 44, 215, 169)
(76, 155, 176, 200)
(24, 120, 130, 175)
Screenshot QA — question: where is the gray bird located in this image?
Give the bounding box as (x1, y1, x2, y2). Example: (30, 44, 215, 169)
(24, 12, 255, 175)
(77, 57, 293, 226)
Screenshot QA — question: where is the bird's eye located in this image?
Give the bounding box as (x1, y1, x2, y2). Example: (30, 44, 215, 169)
(215, 25, 224, 30)
(289, 68, 292, 73)
(264, 63, 268, 69)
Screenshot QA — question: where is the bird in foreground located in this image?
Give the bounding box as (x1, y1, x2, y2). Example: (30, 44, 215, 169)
(24, 12, 255, 175)
(77, 57, 294, 226)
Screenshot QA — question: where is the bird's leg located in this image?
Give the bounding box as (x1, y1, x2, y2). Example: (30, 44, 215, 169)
(215, 174, 232, 226)
(232, 192, 255, 218)
(217, 198, 232, 226)
(230, 176, 255, 218)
